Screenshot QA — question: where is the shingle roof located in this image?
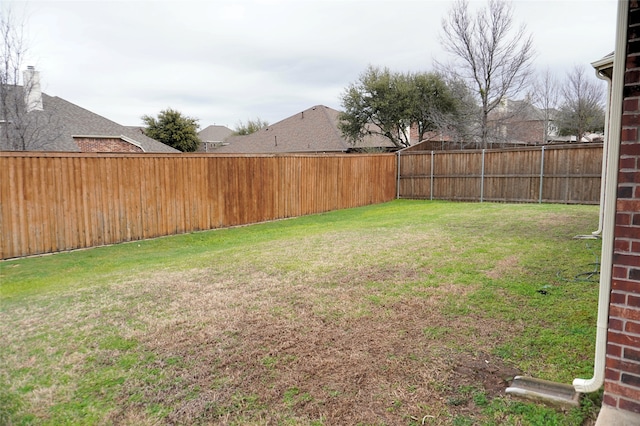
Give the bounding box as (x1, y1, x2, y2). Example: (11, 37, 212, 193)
(0, 87, 179, 153)
(198, 125, 233, 142)
(214, 105, 395, 154)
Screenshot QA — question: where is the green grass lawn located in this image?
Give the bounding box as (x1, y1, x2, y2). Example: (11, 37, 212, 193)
(1, 200, 602, 425)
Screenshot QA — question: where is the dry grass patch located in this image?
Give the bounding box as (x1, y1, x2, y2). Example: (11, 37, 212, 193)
(485, 255, 523, 280)
(93, 266, 518, 425)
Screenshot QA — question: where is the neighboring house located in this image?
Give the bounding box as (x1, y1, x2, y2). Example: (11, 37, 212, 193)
(197, 125, 233, 152)
(487, 98, 558, 146)
(406, 98, 561, 150)
(0, 68, 179, 153)
(214, 105, 396, 154)
(406, 128, 468, 151)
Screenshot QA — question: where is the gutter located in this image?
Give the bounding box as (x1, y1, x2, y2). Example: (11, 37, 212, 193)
(572, 0, 627, 394)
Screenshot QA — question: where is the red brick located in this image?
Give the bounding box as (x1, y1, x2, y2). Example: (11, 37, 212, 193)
(606, 382, 640, 404)
(607, 368, 622, 381)
(624, 84, 640, 99)
(625, 347, 640, 362)
(620, 171, 640, 184)
(620, 156, 637, 169)
(632, 241, 640, 253)
(631, 7, 640, 26)
(612, 290, 629, 303)
(620, 397, 640, 414)
(610, 343, 624, 358)
(634, 214, 640, 226)
(613, 280, 640, 294)
(616, 226, 640, 241)
(630, 268, 640, 281)
(75, 137, 143, 153)
(620, 142, 640, 157)
(611, 317, 625, 331)
(625, 35, 640, 53)
(608, 330, 640, 348)
(603, 392, 618, 407)
(609, 330, 640, 348)
(614, 266, 630, 279)
(622, 113, 640, 127)
(611, 306, 640, 322)
(620, 213, 633, 226)
(627, 54, 640, 70)
(627, 71, 640, 86)
(613, 253, 640, 268)
(607, 357, 640, 375)
(627, 321, 640, 334)
(622, 372, 640, 387)
(625, 98, 640, 113)
(630, 294, 640, 307)
(618, 186, 636, 200)
(617, 239, 632, 253)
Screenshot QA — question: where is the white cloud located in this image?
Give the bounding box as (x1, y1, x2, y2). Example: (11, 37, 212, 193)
(9, 0, 619, 128)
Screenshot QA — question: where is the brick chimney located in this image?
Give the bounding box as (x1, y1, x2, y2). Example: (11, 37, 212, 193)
(23, 66, 43, 112)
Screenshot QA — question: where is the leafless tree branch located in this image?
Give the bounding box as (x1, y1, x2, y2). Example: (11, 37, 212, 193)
(439, 0, 535, 148)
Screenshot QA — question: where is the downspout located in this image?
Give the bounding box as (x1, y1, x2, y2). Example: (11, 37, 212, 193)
(591, 58, 614, 236)
(572, 0, 627, 394)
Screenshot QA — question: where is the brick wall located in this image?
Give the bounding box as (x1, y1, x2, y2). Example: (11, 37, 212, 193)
(500, 119, 546, 145)
(605, 0, 640, 415)
(74, 137, 143, 153)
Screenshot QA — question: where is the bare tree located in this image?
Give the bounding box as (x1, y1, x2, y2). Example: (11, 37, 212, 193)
(556, 65, 605, 141)
(0, 6, 26, 149)
(531, 68, 560, 144)
(0, 5, 59, 151)
(439, 0, 535, 148)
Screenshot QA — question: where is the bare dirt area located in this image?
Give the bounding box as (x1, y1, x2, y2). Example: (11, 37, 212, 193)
(104, 267, 523, 425)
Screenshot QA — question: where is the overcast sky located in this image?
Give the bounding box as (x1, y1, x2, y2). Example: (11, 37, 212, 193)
(7, 0, 618, 130)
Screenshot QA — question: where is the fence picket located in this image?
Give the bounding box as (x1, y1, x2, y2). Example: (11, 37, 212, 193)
(0, 152, 397, 259)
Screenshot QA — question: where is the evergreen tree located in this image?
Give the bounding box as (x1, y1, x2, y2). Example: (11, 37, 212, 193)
(142, 108, 201, 152)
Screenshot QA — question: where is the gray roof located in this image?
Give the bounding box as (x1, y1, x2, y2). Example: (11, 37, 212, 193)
(198, 125, 233, 142)
(1, 87, 179, 153)
(214, 105, 395, 154)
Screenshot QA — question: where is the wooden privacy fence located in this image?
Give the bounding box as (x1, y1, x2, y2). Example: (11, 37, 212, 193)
(1, 145, 604, 259)
(398, 144, 603, 204)
(0, 152, 397, 259)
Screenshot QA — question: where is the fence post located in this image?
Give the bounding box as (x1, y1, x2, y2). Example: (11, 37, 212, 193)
(396, 151, 401, 199)
(539, 146, 545, 203)
(481, 149, 485, 203)
(430, 151, 434, 201)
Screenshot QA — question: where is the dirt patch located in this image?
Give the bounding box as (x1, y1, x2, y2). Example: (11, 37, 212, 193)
(485, 255, 522, 280)
(107, 274, 522, 425)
